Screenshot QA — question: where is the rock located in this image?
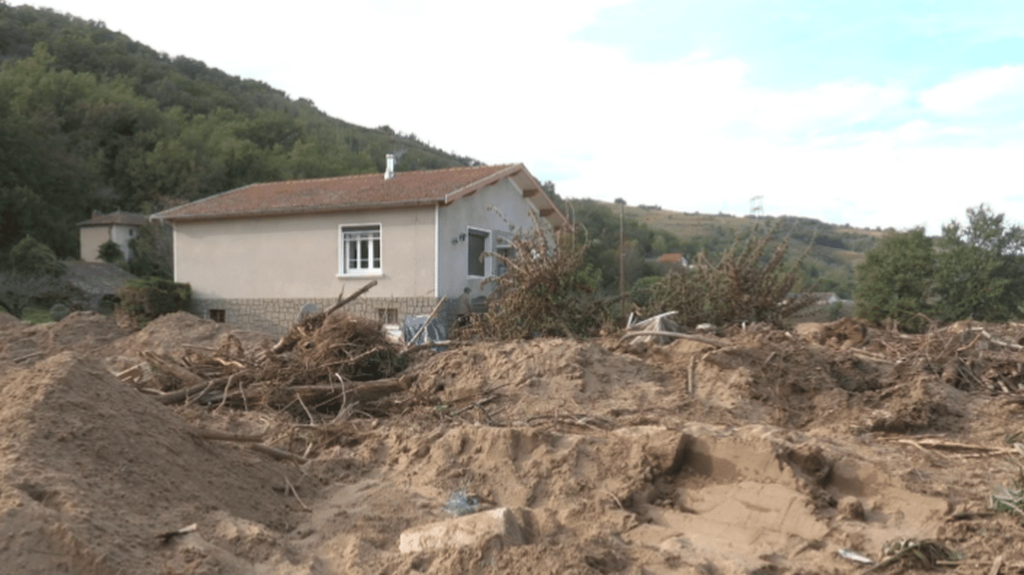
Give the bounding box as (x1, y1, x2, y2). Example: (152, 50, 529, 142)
(837, 496, 865, 521)
(398, 507, 525, 554)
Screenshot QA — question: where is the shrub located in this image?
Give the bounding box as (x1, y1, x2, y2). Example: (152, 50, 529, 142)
(118, 277, 191, 324)
(97, 240, 125, 263)
(462, 223, 602, 340)
(646, 225, 812, 327)
(9, 235, 64, 276)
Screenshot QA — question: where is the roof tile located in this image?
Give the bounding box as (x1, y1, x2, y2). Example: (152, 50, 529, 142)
(154, 164, 521, 220)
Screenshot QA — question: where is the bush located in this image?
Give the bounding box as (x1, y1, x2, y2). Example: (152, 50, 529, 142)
(646, 225, 812, 327)
(118, 277, 191, 324)
(97, 240, 125, 263)
(462, 223, 602, 340)
(9, 235, 63, 276)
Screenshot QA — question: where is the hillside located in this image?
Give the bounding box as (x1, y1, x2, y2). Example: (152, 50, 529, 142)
(0, 4, 474, 261)
(587, 201, 886, 299)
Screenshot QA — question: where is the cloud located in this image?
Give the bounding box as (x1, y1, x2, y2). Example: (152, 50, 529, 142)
(919, 65, 1024, 114)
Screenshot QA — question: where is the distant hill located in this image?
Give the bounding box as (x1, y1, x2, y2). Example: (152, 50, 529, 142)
(0, 4, 474, 261)
(588, 202, 885, 299)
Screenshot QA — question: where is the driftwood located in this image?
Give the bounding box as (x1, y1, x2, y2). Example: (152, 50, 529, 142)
(251, 444, 309, 464)
(326, 280, 378, 316)
(271, 280, 379, 354)
(287, 378, 407, 404)
(620, 331, 725, 348)
(190, 428, 266, 442)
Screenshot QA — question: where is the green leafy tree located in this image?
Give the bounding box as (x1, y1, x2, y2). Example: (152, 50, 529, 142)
(855, 228, 934, 332)
(933, 204, 1024, 322)
(9, 235, 63, 276)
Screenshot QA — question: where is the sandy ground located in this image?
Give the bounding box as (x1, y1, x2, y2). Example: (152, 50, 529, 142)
(2, 311, 1024, 574)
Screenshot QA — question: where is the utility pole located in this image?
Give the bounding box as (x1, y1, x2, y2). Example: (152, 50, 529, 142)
(615, 198, 626, 324)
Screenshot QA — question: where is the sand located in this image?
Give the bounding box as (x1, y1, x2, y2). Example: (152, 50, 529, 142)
(1, 310, 1023, 573)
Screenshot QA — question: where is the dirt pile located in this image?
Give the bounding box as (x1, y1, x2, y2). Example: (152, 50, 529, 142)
(0, 352, 301, 574)
(2, 313, 1024, 573)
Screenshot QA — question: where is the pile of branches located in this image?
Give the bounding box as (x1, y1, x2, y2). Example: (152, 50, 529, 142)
(872, 321, 1024, 395)
(461, 222, 603, 340)
(124, 282, 411, 424)
(645, 224, 813, 327)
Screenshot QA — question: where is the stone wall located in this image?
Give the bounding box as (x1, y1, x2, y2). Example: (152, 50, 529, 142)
(191, 296, 448, 337)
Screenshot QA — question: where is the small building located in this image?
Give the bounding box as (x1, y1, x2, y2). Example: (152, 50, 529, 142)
(656, 253, 689, 267)
(152, 159, 566, 335)
(77, 210, 149, 262)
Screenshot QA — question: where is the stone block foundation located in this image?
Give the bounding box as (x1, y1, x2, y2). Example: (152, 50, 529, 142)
(191, 296, 463, 338)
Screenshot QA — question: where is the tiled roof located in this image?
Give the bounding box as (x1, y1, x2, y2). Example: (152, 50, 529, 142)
(153, 164, 530, 221)
(657, 253, 685, 264)
(77, 210, 149, 227)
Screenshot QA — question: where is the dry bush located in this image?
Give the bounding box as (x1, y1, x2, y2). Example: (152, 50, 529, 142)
(647, 225, 813, 327)
(462, 223, 602, 340)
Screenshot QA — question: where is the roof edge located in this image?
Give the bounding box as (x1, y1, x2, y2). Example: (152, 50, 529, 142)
(152, 197, 442, 222)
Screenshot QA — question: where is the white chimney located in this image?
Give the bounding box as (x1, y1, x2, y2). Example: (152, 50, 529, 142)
(385, 154, 395, 180)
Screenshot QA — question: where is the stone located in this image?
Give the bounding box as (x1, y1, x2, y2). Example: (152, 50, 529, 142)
(837, 496, 865, 521)
(398, 507, 525, 554)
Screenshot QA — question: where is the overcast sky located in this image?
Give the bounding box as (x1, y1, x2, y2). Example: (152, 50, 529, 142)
(23, 0, 1024, 234)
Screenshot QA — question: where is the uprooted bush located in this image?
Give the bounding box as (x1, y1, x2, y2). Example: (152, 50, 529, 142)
(117, 277, 191, 325)
(646, 225, 813, 327)
(462, 223, 602, 340)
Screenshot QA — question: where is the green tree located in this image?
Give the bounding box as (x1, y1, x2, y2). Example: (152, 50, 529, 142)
(855, 228, 934, 332)
(933, 204, 1024, 322)
(9, 235, 63, 276)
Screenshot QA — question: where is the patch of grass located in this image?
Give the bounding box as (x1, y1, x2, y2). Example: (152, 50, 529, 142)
(20, 306, 52, 324)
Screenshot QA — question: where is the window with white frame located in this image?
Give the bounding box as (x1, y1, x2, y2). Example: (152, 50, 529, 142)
(494, 232, 514, 276)
(467, 228, 489, 276)
(339, 224, 381, 275)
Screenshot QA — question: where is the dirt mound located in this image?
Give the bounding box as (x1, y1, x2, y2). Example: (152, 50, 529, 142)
(107, 312, 274, 369)
(0, 312, 129, 365)
(0, 352, 301, 574)
(4, 312, 1024, 573)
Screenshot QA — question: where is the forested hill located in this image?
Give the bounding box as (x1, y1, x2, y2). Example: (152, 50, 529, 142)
(0, 3, 475, 261)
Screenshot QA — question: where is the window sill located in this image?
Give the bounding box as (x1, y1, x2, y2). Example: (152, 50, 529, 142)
(337, 272, 383, 278)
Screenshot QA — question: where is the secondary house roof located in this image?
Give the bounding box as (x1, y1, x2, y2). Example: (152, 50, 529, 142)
(152, 163, 567, 227)
(77, 210, 149, 227)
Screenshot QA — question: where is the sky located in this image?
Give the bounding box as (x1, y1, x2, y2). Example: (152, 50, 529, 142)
(22, 0, 1024, 234)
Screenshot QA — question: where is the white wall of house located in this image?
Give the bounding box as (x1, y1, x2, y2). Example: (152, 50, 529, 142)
(436, 177, 541, 299)
(172, 206, 436, 300)
(110, 224, 136, 259)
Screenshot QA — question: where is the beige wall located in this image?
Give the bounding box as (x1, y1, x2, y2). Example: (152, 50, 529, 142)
(436, 177, 545, 299)
(80, 225, 138, 261)
(79, 226, 109, 262)
(172, 207, 436, 300)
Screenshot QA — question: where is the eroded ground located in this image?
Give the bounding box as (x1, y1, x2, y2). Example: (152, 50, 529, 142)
(2, 311, 1023, 574)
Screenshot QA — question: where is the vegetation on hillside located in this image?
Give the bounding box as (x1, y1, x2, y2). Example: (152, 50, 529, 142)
(0, 4, 474, 263)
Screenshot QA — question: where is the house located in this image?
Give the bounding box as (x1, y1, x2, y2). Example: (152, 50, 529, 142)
(655, 253, 689, 267)
(151, 158, 567, 335)
(77, 210, 149, 262)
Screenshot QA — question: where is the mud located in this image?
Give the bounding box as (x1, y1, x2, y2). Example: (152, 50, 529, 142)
(1, 311, 1023, 573)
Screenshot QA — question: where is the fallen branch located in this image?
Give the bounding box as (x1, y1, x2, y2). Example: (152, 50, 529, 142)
(326, 280, 378, 316)
(251, 443, 308, 464)
(190, 428, 266, 443)
(620, 331, 724, 348)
